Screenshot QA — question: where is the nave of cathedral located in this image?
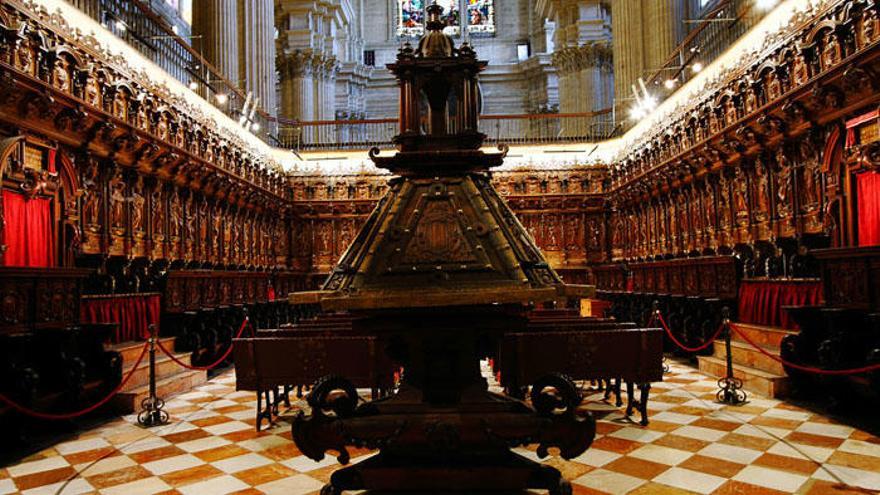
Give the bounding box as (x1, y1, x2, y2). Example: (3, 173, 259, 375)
(1, 0, 880, 493)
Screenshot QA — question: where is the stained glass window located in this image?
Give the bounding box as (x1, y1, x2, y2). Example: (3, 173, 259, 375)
(397, 0, 425, 37)
(440, 0, 461, 36)
(397, 0, 494, 38)
(467, 0, 494, 35)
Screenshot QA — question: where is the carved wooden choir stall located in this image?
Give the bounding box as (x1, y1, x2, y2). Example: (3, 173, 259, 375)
(234, 7, 662, 494)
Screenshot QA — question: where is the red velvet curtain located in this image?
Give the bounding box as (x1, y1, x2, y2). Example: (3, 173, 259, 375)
(2, 190, 55, 267)
(858, 171, 880, 247)
(737, 280, 822, 329)
(80, 294, 162, 343)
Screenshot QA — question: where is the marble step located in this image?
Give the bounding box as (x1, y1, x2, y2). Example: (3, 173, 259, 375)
(712, 339, 786, 376)
(112, 369, 208, 414)
(729, 322, 798, 348)
(697, 355, 789, 399)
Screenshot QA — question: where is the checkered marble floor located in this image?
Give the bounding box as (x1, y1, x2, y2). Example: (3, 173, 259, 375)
(2, 359, 879, 495)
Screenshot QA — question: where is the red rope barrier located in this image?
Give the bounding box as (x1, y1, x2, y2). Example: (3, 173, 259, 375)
(729, 323, 880, 376)
(0, 340, 150, 420)
(654, 312, 724, 353)
(157, 317, 251, 371)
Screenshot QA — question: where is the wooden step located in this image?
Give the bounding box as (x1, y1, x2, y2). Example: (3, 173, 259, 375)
(108, 337, 177, 364)
(712, 339, 786, 376)
(112, 369, 208, 414)
(730, 322, 798, 348)
(120, 352, 195, 392)
(697, 355, 789, 398)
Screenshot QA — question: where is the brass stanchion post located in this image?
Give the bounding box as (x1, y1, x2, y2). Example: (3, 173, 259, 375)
(716, 307, 747, 405)
(138, 324, 169, 427)
(653, 300, 670, 373)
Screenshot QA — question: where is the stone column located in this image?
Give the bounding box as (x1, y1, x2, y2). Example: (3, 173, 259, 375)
(611, 0, 642, 114)
(644, 0, 676, 80)
(278, 51, 315, 145)
(239, 0, 277, 117)
(193, 0, 239, 84)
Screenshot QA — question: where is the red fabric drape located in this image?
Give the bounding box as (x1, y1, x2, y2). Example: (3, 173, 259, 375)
(737, 280, 822, 329)
(858, 172, 880, 247)
(2, 190, 55, 267)
(47, 148, 56, 174)
(80, 294, 161, 343)
(846, 110, 879, 147)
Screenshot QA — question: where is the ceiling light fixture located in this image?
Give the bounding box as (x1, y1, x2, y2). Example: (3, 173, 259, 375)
(754, 0, 779, 11)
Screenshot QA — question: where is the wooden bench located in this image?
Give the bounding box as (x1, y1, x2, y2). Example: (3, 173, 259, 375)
(233, 335, 395, 430)
(499, 326, 663, 425)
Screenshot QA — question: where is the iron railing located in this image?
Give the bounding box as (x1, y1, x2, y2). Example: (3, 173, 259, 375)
(275, 110, 617, 151)
(66, 0, 273, 138)
(644, 0, 763, 96)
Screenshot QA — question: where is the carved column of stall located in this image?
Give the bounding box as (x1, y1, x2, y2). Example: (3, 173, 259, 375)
(239, 0, 277, 121)
(278, 51, 314, 145)
(193, 0, 239, 84)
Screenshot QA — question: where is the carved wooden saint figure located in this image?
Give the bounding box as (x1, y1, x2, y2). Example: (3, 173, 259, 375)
(744, 84, 759, 114)
(156, 113, 169, 141)
(52, 56, 71, 92)
(791, 50, 810, 86)
(703, 181, 716, 235)
(131, 177, 145, 233)
(765, 69, 783, 101)
(169, 190, 182, 238)
(861, 10, 878, 48)
(774, 147, 794, 221)
(81, 160, 101, 231)
(184, 195, 195, 259)
(753, 159, 771, 221)
(109, 171, 127, 232)
(821, 31, 842, 69)
(151, 186, 164, 239)
(799, 140, 821, 211)
(212, 204, 223, 258)
(84, 73, 101, 107)
(113, 89, 128, 121)
(724, 98, 738, 126)
(15, 42, 34, 75)
(733, 168, 750, 221)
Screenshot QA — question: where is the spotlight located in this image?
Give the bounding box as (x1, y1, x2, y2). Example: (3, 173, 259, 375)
(172, 25, 179, 34)
(691, 62, 703, 73)
(188, 80, 198, 91)
(754, 0, 778, 11)
(115, 19, 127, 32)
(664, 79, 677, 89)
(215, 93, 228, 104)
(251, 122, 260, 132)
